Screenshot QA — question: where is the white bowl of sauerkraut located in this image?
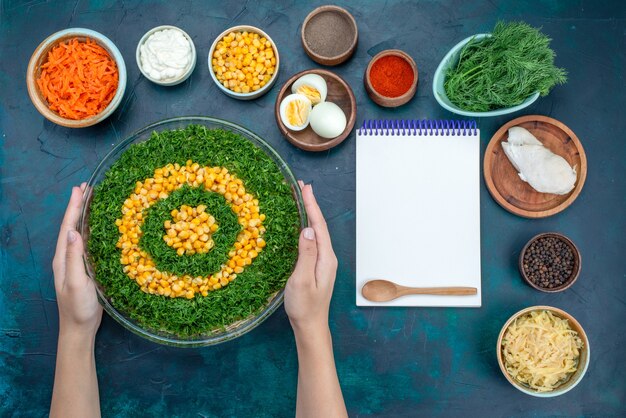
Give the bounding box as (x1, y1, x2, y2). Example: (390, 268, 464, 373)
(497, 306, 590, 397)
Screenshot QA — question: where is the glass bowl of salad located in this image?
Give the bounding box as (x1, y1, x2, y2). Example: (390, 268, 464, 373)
(79, 116, 305, 347)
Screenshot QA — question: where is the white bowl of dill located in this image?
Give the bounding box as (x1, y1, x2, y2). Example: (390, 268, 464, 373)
(433, 22, 567, 117)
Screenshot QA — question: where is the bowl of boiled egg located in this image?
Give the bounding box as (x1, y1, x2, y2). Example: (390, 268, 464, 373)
(274, 69, 356, 152)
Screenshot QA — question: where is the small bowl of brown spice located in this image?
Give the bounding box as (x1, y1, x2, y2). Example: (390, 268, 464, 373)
(301, 5, 358, 66)
(519, 232, 581, 293)
(364, 49, 418, 107)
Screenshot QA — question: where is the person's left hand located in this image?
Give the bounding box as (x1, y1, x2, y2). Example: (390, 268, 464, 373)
(52, 183, 102, 339)
(284, 181, 338, 339)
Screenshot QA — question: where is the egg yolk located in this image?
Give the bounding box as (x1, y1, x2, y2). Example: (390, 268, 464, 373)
(286, 99, 310, 127)
(295, 85, 322, 105)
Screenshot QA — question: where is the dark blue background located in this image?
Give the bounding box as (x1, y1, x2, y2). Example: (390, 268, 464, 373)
(1, 0, 625, 416)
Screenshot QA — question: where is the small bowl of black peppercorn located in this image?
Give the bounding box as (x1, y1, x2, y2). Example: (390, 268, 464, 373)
(519, 233, 581, 293)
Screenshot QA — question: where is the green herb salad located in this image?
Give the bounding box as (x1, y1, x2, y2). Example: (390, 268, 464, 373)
(87, 124, 301, 337)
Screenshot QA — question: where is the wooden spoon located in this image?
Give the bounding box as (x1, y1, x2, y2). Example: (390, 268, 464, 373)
(361, 279, 477, 302)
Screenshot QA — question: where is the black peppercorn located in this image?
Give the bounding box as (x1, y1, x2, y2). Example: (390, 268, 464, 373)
(522, 236, 576, 290)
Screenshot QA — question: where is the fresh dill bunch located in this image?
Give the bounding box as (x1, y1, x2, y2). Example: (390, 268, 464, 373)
(444, 21, 567, 112)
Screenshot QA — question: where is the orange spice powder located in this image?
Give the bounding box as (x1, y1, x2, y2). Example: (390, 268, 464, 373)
(370, 55, 414, 98)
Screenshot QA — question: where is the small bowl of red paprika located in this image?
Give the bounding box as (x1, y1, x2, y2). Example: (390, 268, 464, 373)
(364, 49, 418, 107)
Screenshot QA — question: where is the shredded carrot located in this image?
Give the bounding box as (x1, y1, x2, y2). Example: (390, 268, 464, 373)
(36, 38, 119, 120)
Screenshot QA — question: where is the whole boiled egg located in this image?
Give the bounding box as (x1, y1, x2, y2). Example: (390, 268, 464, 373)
(309, 102, 346, 139)
(291, 74, 327, 106)
(280, 94, 312, 131)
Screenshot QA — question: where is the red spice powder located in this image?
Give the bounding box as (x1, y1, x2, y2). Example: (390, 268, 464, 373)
(369, 55, 414, 98)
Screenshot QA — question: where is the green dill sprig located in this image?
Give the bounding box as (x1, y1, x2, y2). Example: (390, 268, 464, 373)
(444, 21, 567, 112)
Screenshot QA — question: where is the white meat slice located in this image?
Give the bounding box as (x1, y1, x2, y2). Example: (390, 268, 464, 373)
(502, 127, 577, 195)
(507, 126, 543, 146)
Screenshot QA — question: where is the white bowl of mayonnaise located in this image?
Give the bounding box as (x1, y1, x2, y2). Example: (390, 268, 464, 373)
(136, 25, 197, 86)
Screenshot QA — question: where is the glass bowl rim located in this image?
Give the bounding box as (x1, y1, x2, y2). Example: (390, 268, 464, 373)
(78, 116, 306, 347)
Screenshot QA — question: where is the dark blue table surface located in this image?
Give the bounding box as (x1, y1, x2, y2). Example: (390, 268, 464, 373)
(1, 0, 625, 416)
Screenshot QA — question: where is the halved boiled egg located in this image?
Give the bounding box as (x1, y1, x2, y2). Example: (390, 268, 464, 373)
(280, 94, 312, 131)
(291, 74, 327, 106)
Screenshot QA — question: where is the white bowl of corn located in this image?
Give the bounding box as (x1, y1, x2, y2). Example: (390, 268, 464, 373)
(208, 25, 280, 100)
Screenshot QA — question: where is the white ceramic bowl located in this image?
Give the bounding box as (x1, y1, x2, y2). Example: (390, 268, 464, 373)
(432, 34, 540, 117)
(208, 25, 280, 100)
(497, 306, 590, 397)
(136, 25, 197, 86)
(27, 28, 127, 128)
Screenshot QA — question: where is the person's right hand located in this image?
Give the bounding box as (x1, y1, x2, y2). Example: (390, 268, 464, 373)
(52, 184, 102, 340)
(284, 182, 338, 337)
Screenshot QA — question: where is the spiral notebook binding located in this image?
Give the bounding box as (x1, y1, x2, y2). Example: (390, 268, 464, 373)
(358, 119, 478, 136)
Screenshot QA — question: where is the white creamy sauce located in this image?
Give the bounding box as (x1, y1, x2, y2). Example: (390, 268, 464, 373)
(140, 29, 192, 81)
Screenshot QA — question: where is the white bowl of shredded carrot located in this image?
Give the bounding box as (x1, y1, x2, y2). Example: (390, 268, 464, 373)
(27, 28, 127, 128)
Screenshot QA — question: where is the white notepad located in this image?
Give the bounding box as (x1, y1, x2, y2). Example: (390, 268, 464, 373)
(356, 120, 481, 307)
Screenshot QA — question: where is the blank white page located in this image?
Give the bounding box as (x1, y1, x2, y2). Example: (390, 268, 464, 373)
(356, 125, 481, 307)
